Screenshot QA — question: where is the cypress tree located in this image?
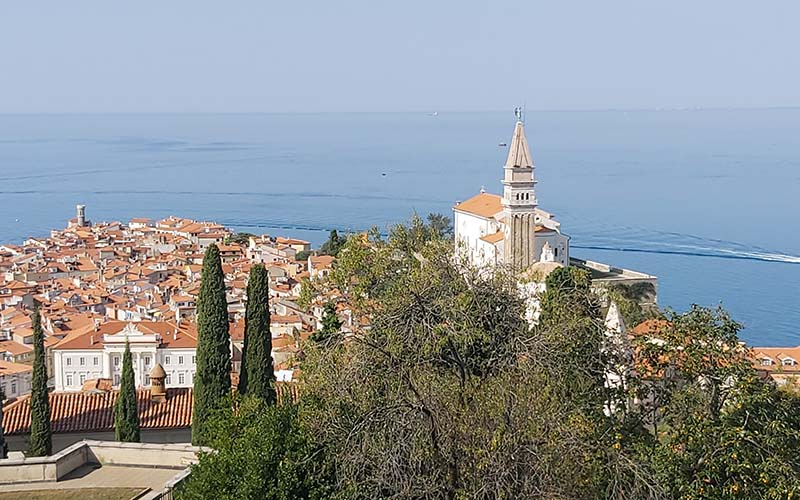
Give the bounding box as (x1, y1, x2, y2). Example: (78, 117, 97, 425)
(114, 340, 140, 442)
(1, 388, 7, 459)
(192, 244, 232, 446)
(28, 304, 52, 456)
(239, 264, 275, 403)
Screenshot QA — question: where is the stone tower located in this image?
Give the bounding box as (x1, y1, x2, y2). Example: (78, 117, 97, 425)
(76, 204, 86, 227)
(501, 120, 538, 271)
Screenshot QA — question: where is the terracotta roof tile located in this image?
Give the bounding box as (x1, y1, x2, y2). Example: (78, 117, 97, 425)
(2, 388, 193, 435)
(454, 193, 502, 219)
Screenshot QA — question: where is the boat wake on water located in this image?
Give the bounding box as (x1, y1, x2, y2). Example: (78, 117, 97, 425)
(226, 218, 800, 265)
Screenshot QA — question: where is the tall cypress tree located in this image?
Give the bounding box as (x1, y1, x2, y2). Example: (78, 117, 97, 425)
(192, 244, 232, 446)
(114, 340, 140, 442)
(1, 388, 7, 459)
(239, 264, 275, 403)
(28, 304, 52, 456)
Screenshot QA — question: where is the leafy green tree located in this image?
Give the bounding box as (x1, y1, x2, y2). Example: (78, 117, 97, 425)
(295, 249, 312, 262)
(224, 232, 256, 245)
(114, 340, 140, 442)
(319, 229, 347, 257)
(301, 220, 658, 499)
(309, 302, 342, 345)
(426, 212, 453, 238)
(192, 244, 232, 446)
(538, 266, 605, 391)
(28, 304, 52, 456)
(651, 375, 800, 499)
(239, 264, 276, 403)
(178, 396, 334, 500)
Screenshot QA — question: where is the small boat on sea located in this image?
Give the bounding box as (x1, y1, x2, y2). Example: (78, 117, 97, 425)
(498, 142, 507, 147)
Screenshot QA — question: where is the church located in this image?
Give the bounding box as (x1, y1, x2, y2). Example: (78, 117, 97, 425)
(454, 118, 569, 271)
(454, 116, 658, 306)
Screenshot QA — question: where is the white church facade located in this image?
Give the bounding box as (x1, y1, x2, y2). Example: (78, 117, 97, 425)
(454, 116, 657, 307)
(454, 119, 570, 272)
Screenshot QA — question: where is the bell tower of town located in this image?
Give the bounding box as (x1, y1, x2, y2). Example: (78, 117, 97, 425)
(501, 114, 538, 271)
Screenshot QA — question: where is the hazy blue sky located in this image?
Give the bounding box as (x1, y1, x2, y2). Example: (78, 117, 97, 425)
(1, 1, 797, 112)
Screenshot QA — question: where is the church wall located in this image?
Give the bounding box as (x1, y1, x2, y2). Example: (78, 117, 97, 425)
(454, 211, 498, 264)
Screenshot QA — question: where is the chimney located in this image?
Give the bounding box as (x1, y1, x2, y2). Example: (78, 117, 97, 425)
(173, 329, 178, 341)
(150, 363, 167, 403)
(89, 335, 94, 345)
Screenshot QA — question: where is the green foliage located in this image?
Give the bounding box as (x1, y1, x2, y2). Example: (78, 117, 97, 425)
(426, 212, 453, 239)
(538, 266, 605, 394)
(183, 217, 800, 499)
(651, 375, 800, 499)
(606, 282, 658, 327)
(319, 229, 347, 257)
(224, 232, 255, 245)
(301, 221, 655, 499)
(28, 304, 51, 457)
(177, 396, 335, 500)
(295, 249, 312, 262)
(309, 302, 342, 345)
(114, 340, 140, 442)
(192, 244, 232, 446)
(239, 264, 276, 403)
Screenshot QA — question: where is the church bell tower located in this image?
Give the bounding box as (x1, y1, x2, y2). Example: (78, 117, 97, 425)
(501, 112, 538, 271)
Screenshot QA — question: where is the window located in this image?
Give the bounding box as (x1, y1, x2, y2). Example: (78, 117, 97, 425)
(79, 374, 86, 384)
(178, 373, 185, 385)
(761, 359, 773, 366)
(80, 357, 85, 366)
(93, 356, 99, 366)
(144, 374, 151, 385)
(782, 358, 796, 366)
(11, 381, 16, 394)
(114, 374, 120, 385)
(165, 355, 171, 365)
(66, 374, 73, 386)
(66, 357, 72, 366)
(192, 355, 196, 364)
(178, 355, 184, 365)
(114, 356, 120, 367)
(144, 356, 151, 366)
(166, 373, 172, 384)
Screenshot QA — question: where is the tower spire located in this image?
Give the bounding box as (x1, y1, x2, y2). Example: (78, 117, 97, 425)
(501, 111, 538, 271)
(504, 120, 534, 169)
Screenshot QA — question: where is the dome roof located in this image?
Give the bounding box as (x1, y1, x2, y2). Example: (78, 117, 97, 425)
(150, 362, 166, 378)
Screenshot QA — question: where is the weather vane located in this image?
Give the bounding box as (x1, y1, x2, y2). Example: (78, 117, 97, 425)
(514, 106, 524, 123)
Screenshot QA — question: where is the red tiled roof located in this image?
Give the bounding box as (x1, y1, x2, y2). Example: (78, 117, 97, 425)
(453, 193, 502, 219)
(2, 388, 193, 435)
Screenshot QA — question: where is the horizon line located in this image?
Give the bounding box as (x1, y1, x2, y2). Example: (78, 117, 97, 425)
(1, 105, 800, 115)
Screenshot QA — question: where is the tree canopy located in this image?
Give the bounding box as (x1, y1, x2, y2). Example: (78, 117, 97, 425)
(28, 303, 52, 457)
(192, 244, 232, 446)
(239, 264, 276, 403)
(180, 216, 800, 499)
(114, 340, 140, 442)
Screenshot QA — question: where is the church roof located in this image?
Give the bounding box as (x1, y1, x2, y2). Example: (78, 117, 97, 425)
(479, 231, 504, 244)
(454, 193, 502, 219)
(505, 121, 534, 169)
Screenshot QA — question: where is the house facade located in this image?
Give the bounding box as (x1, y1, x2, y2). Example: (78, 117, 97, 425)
(52, 320, 198, 391)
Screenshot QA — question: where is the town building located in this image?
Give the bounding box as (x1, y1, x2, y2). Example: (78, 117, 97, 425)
(454, 116, 657, 308)
(52, 320, 198, 391)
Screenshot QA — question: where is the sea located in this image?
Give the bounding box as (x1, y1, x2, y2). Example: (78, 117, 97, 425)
(0, 110, 798, 346)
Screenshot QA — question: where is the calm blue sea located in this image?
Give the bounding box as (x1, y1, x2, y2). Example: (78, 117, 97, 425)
(0, 111, 798, 345)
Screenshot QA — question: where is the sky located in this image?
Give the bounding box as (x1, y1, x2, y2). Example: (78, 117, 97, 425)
(1, 1, 798, 113)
